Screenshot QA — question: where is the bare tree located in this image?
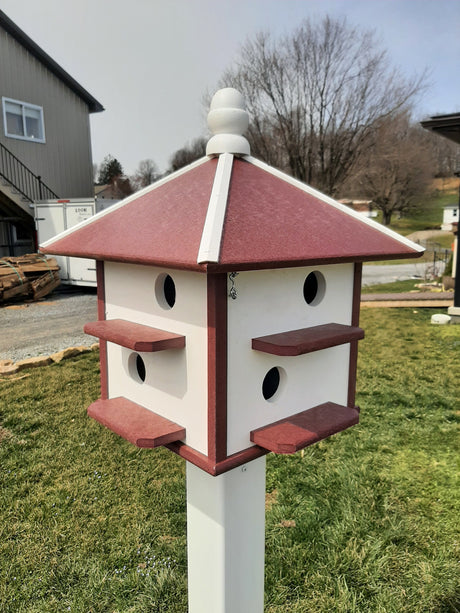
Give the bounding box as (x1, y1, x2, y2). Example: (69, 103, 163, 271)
(347, 112, 433, 225)
(131, 159, 159, 191)
(219, 16, 427, 196)
(111, 176, 134, 199)
(425, 134, 460, 178)
(168, 137, 206, 173)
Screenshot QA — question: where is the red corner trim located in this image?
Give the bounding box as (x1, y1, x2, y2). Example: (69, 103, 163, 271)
(348, 262, 362, 407)
(96, 261, 108, 400)
(207, 274, 228, 463)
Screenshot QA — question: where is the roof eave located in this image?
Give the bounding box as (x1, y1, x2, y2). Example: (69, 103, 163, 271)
(39, 245, 424, 274)
(420, 113, 460, 145)
(38, 153, 425, 272)
(0, 10, 104, 113)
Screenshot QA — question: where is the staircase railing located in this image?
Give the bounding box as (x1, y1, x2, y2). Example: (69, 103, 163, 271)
(0, 141, 59, 202)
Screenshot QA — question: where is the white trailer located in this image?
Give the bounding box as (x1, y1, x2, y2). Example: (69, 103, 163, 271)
(32, 198, 100, 286)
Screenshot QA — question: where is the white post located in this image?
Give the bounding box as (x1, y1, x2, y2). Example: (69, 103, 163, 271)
(186, 456, 266, 613)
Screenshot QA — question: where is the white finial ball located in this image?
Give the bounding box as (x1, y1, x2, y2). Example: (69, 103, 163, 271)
(206, 88, 250, 157)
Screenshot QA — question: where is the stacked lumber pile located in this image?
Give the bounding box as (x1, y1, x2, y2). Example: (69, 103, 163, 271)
(0, 254, 60, 303)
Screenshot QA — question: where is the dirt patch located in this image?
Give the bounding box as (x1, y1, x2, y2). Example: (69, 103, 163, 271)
(432, 177, 460, 193)
(278, 519, 296, 528)
(406, 230, 453, 242)
(265, 489, 278, 511)
(0, 426, 13, 442)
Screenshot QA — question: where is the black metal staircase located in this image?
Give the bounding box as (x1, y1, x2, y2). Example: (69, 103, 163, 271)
(0, 141, 59, 256)
(0, 140, 58, 202)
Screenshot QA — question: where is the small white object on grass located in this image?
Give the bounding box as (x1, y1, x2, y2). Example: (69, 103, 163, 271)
(431, 313, 451, 325)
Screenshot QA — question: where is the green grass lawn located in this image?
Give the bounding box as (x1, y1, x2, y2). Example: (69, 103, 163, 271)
(361, 279, 425, 294)
(0, 309, 459, 612)
(360, 279, 453, 294)
(383, 190, 457, 237)
(362, 189, 455, 268)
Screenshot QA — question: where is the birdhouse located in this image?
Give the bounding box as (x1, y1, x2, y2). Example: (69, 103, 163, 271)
(41, 88, 424, 476)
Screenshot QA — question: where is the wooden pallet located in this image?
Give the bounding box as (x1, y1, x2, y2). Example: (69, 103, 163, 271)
(0, 253, 60, 304)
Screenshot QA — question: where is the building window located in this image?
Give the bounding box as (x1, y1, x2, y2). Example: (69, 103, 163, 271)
(12, 224, 32, 245)
(2, 97, 45, 143)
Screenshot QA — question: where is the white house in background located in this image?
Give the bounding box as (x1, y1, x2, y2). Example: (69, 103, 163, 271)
(442, 204, 459, 231)
(338, 199, 377, 218)
(0, 9, 103, 257)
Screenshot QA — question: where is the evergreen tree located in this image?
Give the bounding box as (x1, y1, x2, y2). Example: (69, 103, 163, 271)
(97, 154, 123, 185)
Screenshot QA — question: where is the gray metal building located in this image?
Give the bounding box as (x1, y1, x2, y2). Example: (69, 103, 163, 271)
(0, 9, 103, 256)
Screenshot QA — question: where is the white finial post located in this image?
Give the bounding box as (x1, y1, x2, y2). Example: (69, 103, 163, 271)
(206, 88, 250, 157)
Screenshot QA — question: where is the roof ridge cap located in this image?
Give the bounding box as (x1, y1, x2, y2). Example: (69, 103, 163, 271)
(197, 153, 234, 264)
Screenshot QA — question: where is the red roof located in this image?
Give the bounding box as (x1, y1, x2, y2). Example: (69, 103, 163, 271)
(41, 155, 423, 271)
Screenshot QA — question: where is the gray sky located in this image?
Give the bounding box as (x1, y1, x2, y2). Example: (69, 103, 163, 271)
(2, 0, 459, 174)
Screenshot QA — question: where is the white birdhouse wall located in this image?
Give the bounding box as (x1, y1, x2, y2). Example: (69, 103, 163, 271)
(103, 262, 209, 456)
(98, 260, 357, 466)
(227, 264, 354, 456)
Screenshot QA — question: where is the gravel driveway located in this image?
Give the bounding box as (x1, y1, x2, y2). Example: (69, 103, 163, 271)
(0, 287, 98, 363)
(362, 261, 445, 286)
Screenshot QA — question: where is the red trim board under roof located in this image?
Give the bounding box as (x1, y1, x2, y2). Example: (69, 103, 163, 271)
(41, 156, 423, 271)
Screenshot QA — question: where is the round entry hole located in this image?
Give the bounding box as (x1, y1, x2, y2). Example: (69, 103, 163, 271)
(303, 271, 326, 306)
(155, 273, 176, 309)
(262, 367, 281, 401)
(128, 352, 146, 383)
(135, 354, 146, 383)
(163, 275, 176, 308)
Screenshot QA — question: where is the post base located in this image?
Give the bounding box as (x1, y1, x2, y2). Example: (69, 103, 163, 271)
(186, 457, 266, 613)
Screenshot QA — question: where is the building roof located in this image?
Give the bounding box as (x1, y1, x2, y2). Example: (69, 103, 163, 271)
(420, 113, 460, 145)
(41, 153, 423, 272)
(0, 10, 104, 113)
